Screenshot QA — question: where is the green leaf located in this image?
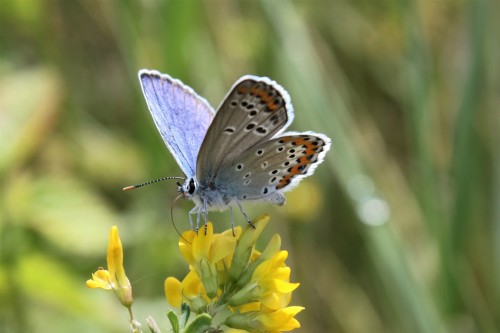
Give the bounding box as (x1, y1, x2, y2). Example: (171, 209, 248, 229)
(167, 310, 179, 333)
(184, 313, 212, 333)
(180, 302, 191, 328)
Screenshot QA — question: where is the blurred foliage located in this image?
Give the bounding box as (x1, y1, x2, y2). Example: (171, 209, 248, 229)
(0, 0, 498, 332)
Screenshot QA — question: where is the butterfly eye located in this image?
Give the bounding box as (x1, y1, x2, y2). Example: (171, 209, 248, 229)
(188, 179, 196, 195)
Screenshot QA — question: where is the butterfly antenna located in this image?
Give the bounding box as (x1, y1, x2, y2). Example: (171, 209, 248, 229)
(122, 176, 186, 191)
(171, 193, 190, 244)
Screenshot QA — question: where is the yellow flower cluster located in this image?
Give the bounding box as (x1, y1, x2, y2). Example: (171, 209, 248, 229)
(86, 215, 303, 332)
(164, 215, 303, 332)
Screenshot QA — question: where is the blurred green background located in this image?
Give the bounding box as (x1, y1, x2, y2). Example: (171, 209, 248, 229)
(1, 0, 498, 332)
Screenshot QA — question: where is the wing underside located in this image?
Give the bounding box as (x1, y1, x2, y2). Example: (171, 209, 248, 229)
(139, 70, 215, 177)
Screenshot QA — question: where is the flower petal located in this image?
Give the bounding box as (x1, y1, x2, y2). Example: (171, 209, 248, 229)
(221, 226, 242, 239)
(106, 226, 133, 306)
(192, 222, 213, 262)
(210, 234, 237, 263)
(182, 269, 205, 297)
(86, 269, 112, 290)
(238, 302, 261, 313)
(107, 226, 129, 286)
(254, 306, 304, 331)
(179, 230, 196, 264)
(274, 280, 300, 294)
(165, 277, 183, 307)
(280, 317, 301, 331)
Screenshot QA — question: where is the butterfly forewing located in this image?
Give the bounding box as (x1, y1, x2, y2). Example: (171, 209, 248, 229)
(139, 70, 215, 178)
(196, 76, 294, 181)
(217, 132, 331, 201)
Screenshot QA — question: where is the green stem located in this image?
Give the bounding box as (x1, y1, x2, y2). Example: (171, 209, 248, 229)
(128, 306, 141, 333)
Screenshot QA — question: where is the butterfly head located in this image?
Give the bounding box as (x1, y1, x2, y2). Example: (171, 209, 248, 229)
(178, 178, 197, 199)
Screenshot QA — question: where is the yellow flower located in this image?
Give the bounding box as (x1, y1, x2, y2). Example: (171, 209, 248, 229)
(165, 269, 209, 313)
(179, 222, 238, 266)
(228, 236, 299, 310)
(86, 226, 133, 307)
(164, 215, 303, 332)
(226, 305, 304, 332)
(254, 305, 304, 332)
(251, 251, 300, 309)
(178, 222, 237, 298)
(164, 277, 182, 307)
(87, 268, 112, 290)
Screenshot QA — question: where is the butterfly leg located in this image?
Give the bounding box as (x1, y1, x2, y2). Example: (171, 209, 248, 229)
(229, 206, 236, 237)
(203, 198, 209, 235)
(188, 206, 198, 231)
(195, 206, 202, 233)
(236, 200, 255, 229)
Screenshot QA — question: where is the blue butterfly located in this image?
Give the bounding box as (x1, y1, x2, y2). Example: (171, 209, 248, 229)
(126, 70, 331, 230)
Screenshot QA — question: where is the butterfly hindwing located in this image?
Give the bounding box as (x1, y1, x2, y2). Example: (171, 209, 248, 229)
(139, 70, 215, 178)
(196, 75, 294, 181)
(217, 132, 331, 202)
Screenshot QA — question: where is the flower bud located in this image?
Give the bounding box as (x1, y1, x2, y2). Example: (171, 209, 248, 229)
(229, 215, 270, 280)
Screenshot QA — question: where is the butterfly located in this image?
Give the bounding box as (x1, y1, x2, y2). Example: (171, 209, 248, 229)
(125, 69, 331, 231)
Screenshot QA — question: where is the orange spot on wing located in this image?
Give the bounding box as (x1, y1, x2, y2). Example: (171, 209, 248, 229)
(301, 140, 323, 155)
(297, 156, 310, 164)
(238, 86, 249, 94)
(260, 92, 273, 103)
(251, 87, 277, 109)
(278, 137, 294, 143)
(293, 138, 308, 146)
(266, 103, 278, 111)
(277, 174, 293, 189)
(289, 165, 303, 175)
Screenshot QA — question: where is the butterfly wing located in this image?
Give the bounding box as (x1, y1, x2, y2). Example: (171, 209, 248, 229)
(196, 75, 294, 181)
(216, 132, 331, 203)
(139, 70, 215, 178)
